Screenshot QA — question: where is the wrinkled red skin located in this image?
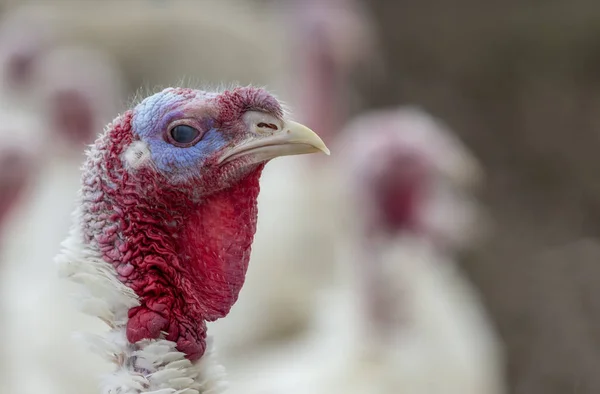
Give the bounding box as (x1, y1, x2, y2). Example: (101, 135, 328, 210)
(373, 176, 422, 235)
(217, 87, 282, 124)
(359, 154, 431, 334)
(359, 240, 410, 338)
(0, 179, 27, 230)
(362, 178, 423, 334)
(0, 151, 32, 233)
(50, 90, 96, 146)
(81, 110, 264, 361)
(366, 155, 430, 238)
(6, 52, 35, 88)
(297, 24, 340, 151)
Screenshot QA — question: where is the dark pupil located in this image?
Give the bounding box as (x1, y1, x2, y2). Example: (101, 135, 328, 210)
(171, 125, 199, 144)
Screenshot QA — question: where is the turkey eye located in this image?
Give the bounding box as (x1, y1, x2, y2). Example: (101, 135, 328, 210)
(169, 125, 200, 145)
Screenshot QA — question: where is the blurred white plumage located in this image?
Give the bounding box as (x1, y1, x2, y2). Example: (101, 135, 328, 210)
(0, 0, 289, 98)
(0, 46, 125, 394)
(0, 3, 505, 394)
(0, 0, 382, 387)
(0, 104, 42, 242)
(225, 107, 505, 394)
(0, 0, 290, 366)
(209, 0, 383, 355)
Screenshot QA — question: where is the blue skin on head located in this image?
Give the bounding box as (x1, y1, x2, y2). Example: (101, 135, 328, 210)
(132, 89, 228, 175)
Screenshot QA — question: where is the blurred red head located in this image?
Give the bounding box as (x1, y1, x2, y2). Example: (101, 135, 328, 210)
(368, 148, 431, 236)
(0, 147, 35, 232)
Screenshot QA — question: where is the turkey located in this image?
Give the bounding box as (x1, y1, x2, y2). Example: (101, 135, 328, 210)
(224, 106, 505, 394)
(0, 41, 123, 245)
(0, 4, 54, 109)
(0, 11, 123, 239)
(0, 10, 53, 238)
(337, 106, 486, 252)
(0, 0, 382, 355)
(330, 107, 504, 394)
(209, 0, 384, 355)
(0, 45, 127, 394)
(279, 0, 384, 144)
(0, 0, 287, 98)
(53, 85, 329, 393)
(0, 106, 42, 242)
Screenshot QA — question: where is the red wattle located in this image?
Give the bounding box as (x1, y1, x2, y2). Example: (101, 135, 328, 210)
(85, 112, 264, 361)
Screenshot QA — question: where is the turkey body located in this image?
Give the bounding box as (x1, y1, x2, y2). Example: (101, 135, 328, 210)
(0, 157, 113, 394)
(209, 155, 339, 354)
(0, 0, 295, 366)
(0, 0, 379, 372)
(224, 225, 506, 394)
(328, 236, 506, 394)
(0, 0, 288, 97)
(224, 107, 506, 394)
(0, 45, 125, 394)
(209, 0, 382, 356)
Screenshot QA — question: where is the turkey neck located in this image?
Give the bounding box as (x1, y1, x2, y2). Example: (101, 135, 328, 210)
(80, 117, 264, 361)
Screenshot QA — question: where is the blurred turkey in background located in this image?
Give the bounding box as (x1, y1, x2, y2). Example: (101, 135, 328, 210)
(0, 0, 595, 393)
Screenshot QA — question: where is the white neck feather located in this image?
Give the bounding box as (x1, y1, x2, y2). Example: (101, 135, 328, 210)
(55, 205, 227, 394)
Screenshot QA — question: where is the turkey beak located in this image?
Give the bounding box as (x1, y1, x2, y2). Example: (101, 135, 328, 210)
(219, 120, 330, 165)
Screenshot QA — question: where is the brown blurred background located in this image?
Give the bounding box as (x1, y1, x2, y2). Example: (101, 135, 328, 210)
(358, 2, 600, 393)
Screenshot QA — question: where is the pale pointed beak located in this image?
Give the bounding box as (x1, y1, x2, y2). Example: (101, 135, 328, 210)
(218, 120, 330, 165)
